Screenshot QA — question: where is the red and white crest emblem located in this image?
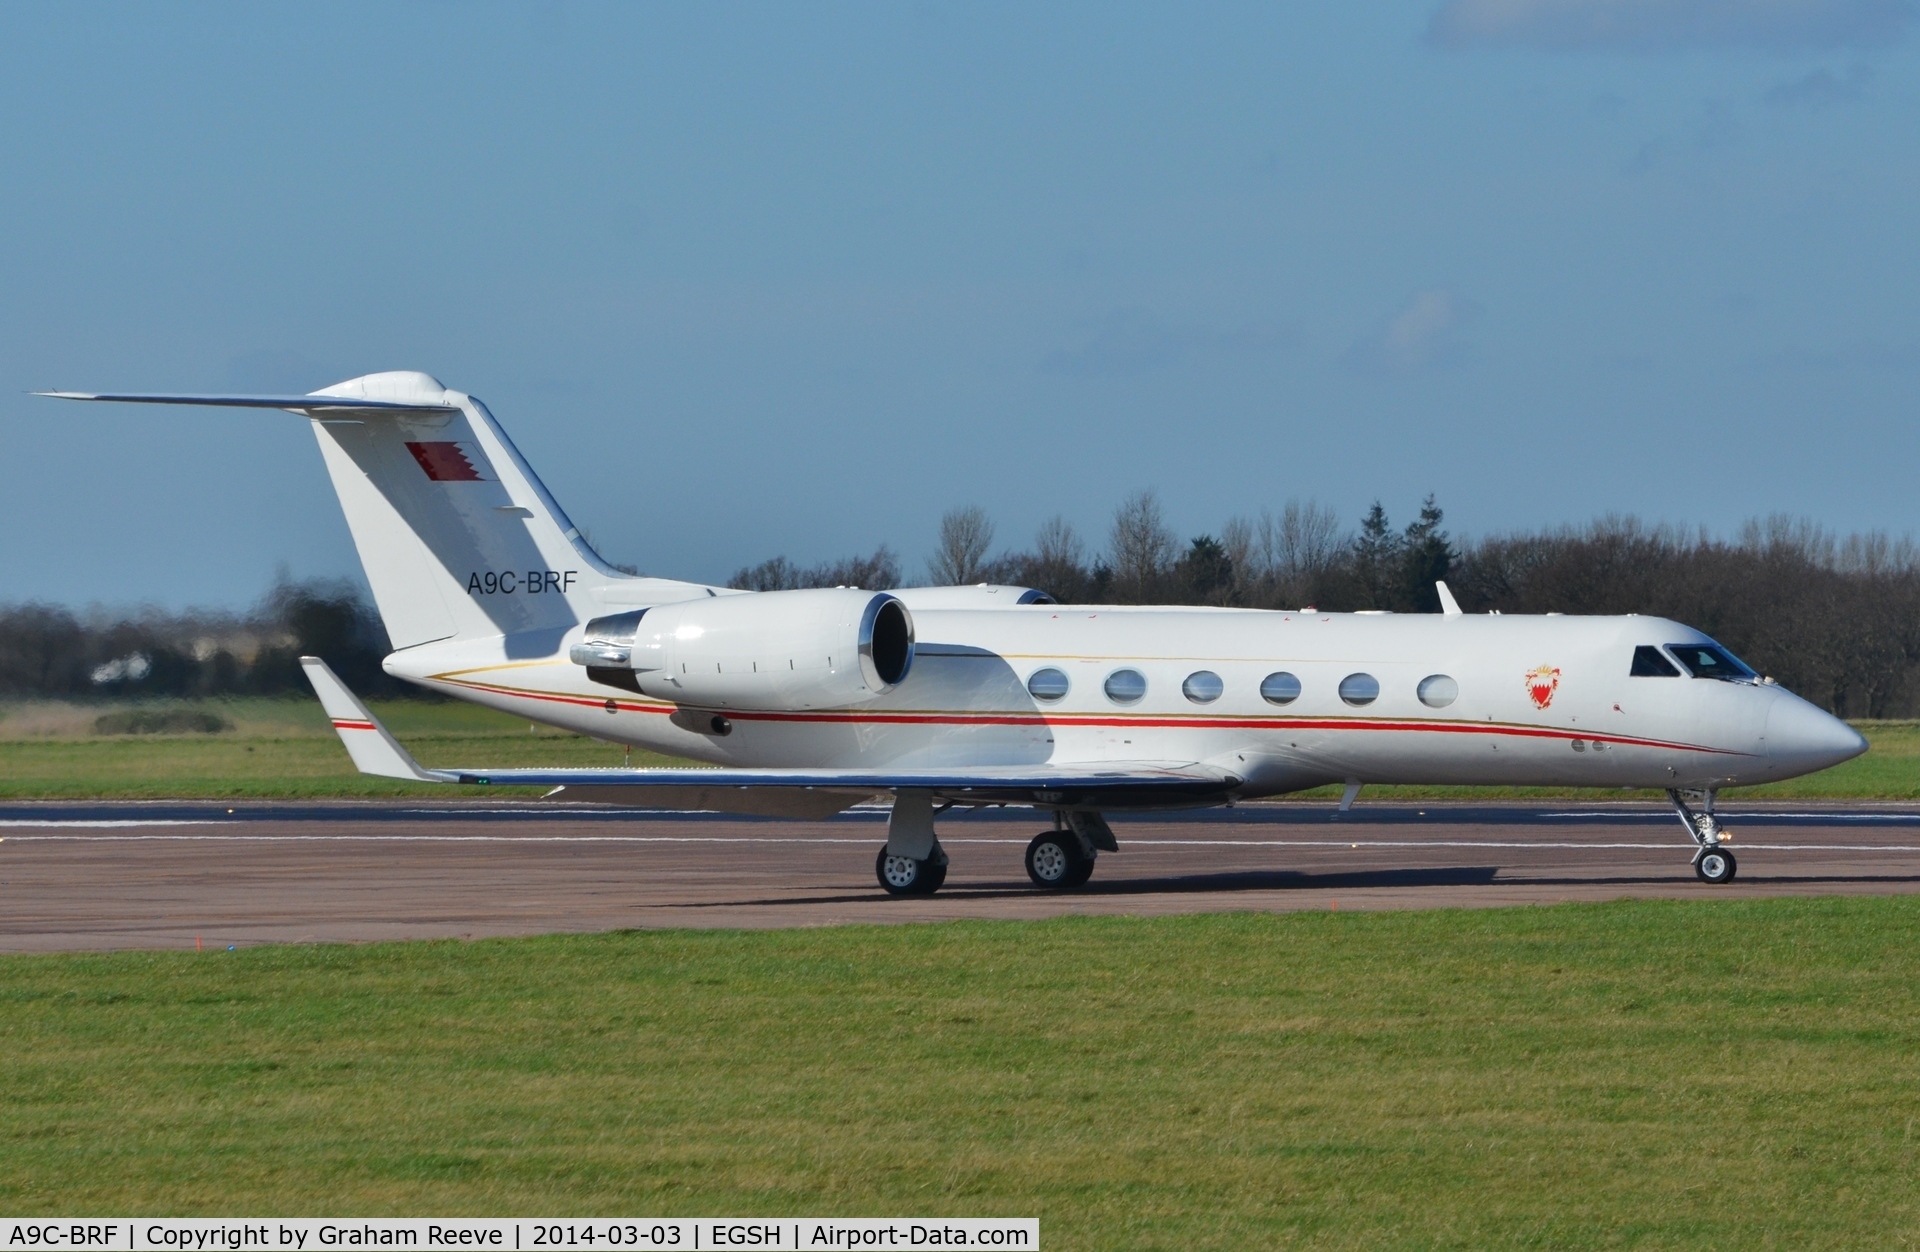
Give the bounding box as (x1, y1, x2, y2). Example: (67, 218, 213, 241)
(1525, 664, 1561, 710)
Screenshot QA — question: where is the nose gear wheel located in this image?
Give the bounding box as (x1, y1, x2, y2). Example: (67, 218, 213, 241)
(1696, 847, 1737, 884)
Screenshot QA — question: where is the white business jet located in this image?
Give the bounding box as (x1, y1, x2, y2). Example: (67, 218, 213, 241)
(43, 372, 1867, 892)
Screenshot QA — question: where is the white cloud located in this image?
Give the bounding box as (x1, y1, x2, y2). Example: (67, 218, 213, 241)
(1427, 0, 1913, 52)
(1346, 289, 1476, 377)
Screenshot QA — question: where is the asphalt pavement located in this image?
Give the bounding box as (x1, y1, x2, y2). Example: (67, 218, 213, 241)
(4, 799, 1919, 950)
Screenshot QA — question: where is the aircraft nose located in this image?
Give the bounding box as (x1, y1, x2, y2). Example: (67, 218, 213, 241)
(1766, 694, 1869, 775)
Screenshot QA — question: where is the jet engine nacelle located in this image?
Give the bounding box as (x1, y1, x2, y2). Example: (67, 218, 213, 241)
(570, 588, 914, 711)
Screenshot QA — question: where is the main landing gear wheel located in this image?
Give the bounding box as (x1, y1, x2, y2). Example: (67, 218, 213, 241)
(876, 847, 947, 896)
(1025, 832, 1093, 890)
(1696, 847, 1737, 885)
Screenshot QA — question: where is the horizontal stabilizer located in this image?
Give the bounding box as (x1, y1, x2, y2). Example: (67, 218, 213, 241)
(35, 390, 459, 414)
(300, 656, 451, 782)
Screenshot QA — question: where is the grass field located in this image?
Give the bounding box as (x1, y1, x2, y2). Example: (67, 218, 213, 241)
(2, 698, 1917, 801)
(0, 698, 688, 798)
(2, 899, 1918, 1243)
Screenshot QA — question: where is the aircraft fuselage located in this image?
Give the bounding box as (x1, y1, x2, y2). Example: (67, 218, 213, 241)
(387, 604, 1865, 802)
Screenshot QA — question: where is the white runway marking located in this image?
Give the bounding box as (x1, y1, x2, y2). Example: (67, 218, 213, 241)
(2, 833, 890, 844)
(1542, 811, 1920, 822)
(5, 833, 1920, 853)
(0, 819, 234, 829)
(1118, 839, 1920, 852)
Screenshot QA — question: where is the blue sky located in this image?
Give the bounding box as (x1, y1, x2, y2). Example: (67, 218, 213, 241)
(5, 1, 1919, 607)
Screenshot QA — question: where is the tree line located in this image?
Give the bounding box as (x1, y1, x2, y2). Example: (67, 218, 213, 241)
(6, 498, 1919, 718)
(734, 494, 1920, 719)
(0, 577, 409, 701)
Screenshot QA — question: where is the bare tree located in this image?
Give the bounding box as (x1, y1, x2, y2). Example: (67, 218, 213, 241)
(1035, 514, 1083, 571)
(1276, 502, 1344, 579)
(1221, 516, 1257, 590)
(815, 546, 902, 590)
(1256, 501, 1346, 607)
(730, 556, 800, 592)
(1108, 490, 1177, 603)
(929, 505, 995, 586)
(1014, 514, 1090, 601)
(730, 546, 901, 592)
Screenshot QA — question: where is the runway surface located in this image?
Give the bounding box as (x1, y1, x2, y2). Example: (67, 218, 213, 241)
(5, 799, 1920, 951)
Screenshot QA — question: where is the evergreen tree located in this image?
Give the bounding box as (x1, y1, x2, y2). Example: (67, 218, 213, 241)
(1401, 495, 1454, 613)
(1177, 534, 1235, 602)
(1352, 501, 1402, 609)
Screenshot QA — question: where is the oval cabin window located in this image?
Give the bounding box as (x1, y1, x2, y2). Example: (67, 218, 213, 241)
(1104, 669, 1148, 704)
(1260, 672, 1301, 705)
(1182, 671, 1224, 704)
(1339, 672, 1380, 706)
(1417, 674, 1458, 708)
(1027, 668, 1070, 701)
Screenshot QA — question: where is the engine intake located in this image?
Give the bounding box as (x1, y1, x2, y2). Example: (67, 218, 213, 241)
(569, 588, 914, 711)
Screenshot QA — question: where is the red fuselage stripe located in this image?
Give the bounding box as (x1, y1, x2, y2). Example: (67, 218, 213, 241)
(432, 676, 1752, 758)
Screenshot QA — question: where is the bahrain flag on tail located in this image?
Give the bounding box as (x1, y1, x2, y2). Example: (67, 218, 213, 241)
(405, 441, 487, 481)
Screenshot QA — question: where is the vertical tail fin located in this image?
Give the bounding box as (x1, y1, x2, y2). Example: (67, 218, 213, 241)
(304, 371, 630, 648)
(41, 371, 715, 652)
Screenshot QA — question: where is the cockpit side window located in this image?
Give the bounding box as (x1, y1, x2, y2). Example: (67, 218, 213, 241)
(1631, 645, 1681, 677)
(1667, 644, 1758, 682)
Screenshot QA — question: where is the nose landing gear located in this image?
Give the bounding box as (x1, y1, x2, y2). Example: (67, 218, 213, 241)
(1668, 788, 1737, 884)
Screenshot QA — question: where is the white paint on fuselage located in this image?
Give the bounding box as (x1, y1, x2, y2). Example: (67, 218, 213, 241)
(383, 604, 1866, 802)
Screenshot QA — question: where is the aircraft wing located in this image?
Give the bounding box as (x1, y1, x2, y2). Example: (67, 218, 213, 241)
(300, 656, 1239, 810)
(448, 762, 1237, 807)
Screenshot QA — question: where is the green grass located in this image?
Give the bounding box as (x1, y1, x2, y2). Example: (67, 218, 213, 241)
(2, 700, 1916, 801)
(0, 698, 689, 798)
(4, 900, 1920, 1243)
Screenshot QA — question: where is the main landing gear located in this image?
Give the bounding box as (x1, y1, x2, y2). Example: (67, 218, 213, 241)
(876, 789, 949, 895)
(1668, 788, 1737, 884)
(873, 794, 1121, 896)
(1025, 812, 1118, 891)
(876, 844, 948, 895)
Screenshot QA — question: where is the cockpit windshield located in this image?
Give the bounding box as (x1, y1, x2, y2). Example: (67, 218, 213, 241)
(1666, 644, 1758, 682)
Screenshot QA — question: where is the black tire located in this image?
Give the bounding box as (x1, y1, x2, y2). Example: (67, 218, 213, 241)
(876, 846, 944, 896)
(1025, 832, 1092, 890)
(1696, 847, 1737, 884)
